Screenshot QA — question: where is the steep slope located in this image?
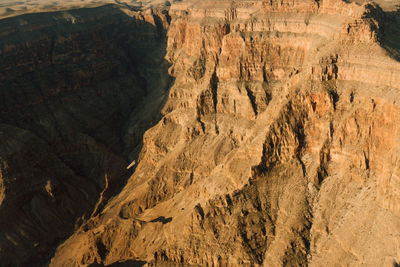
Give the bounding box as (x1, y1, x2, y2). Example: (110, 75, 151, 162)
(0, 4, 172, 266)
(49, 0, 400, 266)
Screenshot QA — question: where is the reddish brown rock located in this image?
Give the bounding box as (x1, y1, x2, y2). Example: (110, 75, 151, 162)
(0, 4, 171, 266)
(47, 0, 400, 266)
(0, 0, 399, 266)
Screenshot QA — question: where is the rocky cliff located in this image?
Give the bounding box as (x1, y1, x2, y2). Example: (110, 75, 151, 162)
(0, 0, 400, 266)
(0, 4, 172, 266)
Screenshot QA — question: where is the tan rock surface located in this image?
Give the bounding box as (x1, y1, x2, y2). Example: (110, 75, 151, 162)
(47, 0, 400, 266)
(0, 0, 176, 19)
(0, 0, 399, 266)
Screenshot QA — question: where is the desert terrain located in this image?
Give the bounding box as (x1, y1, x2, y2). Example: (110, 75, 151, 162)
(0, 0, 176, 19)
(0, 0, 399, 266)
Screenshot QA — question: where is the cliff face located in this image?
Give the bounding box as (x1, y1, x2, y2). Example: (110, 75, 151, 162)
(1, 0, 400, 266)
(47, 0, 400, 266)
(0, 5, 171, 266)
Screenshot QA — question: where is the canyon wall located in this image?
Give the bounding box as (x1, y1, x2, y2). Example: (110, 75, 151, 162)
(0, 0, 399, 266)
(49, 0, 400, 266)
(0, 5, 171, 266)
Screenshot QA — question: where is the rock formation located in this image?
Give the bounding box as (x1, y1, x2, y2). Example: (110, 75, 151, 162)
(0, 4, 171, 266)
(0, 0, 399, 266)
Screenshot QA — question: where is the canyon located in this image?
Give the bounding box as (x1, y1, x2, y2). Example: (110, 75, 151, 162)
(0, 0, 399, 266)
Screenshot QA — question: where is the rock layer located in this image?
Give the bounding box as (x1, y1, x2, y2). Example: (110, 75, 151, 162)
(0, 5, 171, 266)
(48, 0, 400, 266)
(0, 0, 400, 266)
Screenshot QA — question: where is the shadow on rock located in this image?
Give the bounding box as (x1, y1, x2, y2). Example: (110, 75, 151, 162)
(89, 260, 147, 267)
(381, 6, 400, 61)
(150, 216, 173, 224)
(0, 4, 173, 266)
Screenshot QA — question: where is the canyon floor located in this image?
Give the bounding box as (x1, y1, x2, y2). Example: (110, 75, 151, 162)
(0, 0, 400, 266)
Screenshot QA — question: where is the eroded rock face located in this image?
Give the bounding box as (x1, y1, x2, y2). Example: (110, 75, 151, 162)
(47, 1, 400, 266)
(0, 5, 171, 266)
(1, 0, 400, 266)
